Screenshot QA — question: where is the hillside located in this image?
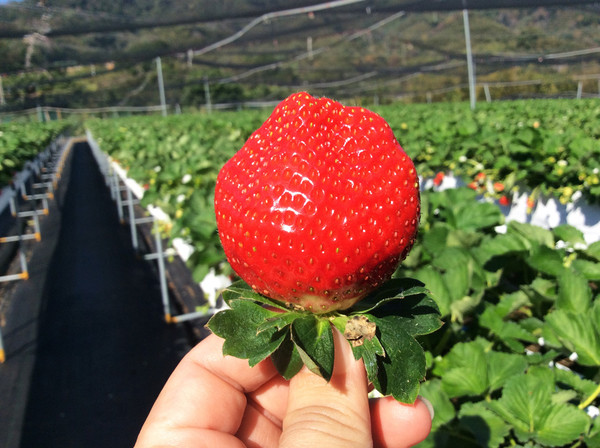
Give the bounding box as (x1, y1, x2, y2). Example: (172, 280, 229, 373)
(1, 0, 600, 111)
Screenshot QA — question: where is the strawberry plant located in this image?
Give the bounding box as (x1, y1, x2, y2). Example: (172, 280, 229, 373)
(394, 187, 600, 447)
(377, 98, 600, 204)
(85, 98, 600, 284)
(208, 92, 442, 402)
(0, 120, 72, 186)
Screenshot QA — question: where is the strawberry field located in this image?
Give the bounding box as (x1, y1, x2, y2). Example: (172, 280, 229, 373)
(82, 98, 600, 447)
(84, 98, 600, 280)
(4, 97, 599, 447)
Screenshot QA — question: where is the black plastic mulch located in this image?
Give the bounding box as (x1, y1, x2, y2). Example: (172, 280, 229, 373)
(0, 142, 192, 448)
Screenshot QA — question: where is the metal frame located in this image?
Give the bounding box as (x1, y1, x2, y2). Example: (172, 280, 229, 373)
(0, 136, 73, 363)
(86, 130, 214, 324)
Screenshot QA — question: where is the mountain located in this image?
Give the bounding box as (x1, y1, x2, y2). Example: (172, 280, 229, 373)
(1, 0, 600, 111)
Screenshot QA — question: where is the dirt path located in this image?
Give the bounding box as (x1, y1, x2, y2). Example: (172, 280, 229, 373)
(0, 141, 192, 448)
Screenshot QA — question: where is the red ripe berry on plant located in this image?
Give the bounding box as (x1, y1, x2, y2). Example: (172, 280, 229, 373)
(526, 196, 536, 213)
(493, 182, 505, 192)
(209, 92, 441, 403)
(499, 195, 511, 206)
(433, 171, 445, 187)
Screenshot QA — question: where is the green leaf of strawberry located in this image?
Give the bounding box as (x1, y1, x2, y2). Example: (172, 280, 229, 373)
(208, 299, 287, 366)
(291, 315, 335, 380)
(209, 92, 441, 403)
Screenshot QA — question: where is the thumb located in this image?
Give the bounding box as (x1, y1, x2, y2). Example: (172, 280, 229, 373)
(279, 327, 372, 448)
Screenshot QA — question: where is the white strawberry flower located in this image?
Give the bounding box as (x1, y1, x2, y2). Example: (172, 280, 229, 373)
(177, 194, 186, 203)
(182, 173, 192, 184)
(154, 165, 161, 172)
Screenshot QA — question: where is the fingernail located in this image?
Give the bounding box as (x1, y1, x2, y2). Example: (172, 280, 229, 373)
(418, 395, 435, 420)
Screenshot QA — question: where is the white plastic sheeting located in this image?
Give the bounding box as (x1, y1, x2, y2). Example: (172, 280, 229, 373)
(421, 172, 600, 244)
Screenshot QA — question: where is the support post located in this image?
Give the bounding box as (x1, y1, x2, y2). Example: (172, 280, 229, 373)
(0, 76, 5, 106)
(126, 187, 139, 251)
(204, 77, 212, 113)
(0, 326, 5, 363)
(484, 83, 491, 102)
(463, 8, 476, 110)
(156, 57, 167, 116)
(187, 49, 193, 68)
(577, 81, 583, 99)
(152, 219, 171, 322)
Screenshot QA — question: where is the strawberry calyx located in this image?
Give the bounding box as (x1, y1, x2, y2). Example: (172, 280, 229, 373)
(207, 277, 442, 404)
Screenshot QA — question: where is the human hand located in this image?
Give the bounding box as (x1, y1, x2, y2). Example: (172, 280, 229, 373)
(135, 328, 433, 448)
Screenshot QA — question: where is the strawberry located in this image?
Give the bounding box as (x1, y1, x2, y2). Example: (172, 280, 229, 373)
(433, 171, 445, 187)
(214, 92, 420, 313)
(526, 196, 536, 214)
(493, 182, 505, 192)
(499, 195, 510, 206)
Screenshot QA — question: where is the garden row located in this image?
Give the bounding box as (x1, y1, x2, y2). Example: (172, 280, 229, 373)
(0, 120, 73, 186)
(374, 99, 600, 206)
(83, 98, 600, 282)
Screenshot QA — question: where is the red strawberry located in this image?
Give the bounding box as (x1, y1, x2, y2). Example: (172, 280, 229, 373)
(433, 171, 444, 187)
(499, 195, 510, 206)
(493, 182, 505, 192)
(214, 92, 420, 313)
(467, 181, 478, 190)
(526, 196, 536, 213)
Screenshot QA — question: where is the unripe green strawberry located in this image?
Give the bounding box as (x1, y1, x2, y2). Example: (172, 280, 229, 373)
(215, 92, 420, 313)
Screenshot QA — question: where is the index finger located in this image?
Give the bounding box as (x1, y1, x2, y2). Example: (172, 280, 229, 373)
(135, 334, 279, 447)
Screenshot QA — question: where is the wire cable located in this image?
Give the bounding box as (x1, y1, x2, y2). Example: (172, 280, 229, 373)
(190, 0, 367, 57)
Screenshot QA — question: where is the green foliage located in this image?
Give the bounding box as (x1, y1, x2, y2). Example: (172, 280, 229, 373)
(374, 98, 600, 204)
(0, 120, 72, 186)
(82, 98, 600, 283)
(395, 187, 600, 447)
(208, 278, 442, 403)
